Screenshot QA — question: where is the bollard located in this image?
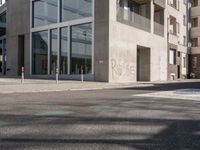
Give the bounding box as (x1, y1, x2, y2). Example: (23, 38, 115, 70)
(56, 68, 59, 84)
(21, 67, 25, 84)
(81, 66, 84, 83)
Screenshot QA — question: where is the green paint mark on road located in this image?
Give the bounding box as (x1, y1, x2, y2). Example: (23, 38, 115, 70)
(36, 111, 73, 116)
(0, 120, 8, 126)
(90, 104, 112, 110)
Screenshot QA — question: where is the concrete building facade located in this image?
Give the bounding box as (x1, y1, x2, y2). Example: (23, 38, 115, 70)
(190, 0, 200, 78)
(0, 0, 193, 82)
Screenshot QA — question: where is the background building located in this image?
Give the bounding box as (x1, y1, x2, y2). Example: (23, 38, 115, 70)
(167, 0, 189, 80)
(190, 0, 200, 78)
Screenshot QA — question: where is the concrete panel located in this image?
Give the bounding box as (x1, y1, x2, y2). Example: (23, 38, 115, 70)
(94, 0, 109, 82)
(6, 36, 19, 76)
(6, 0, 30, 76)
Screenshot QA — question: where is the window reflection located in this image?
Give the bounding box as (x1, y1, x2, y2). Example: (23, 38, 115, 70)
(60, 27, 68, 75)
(71, 23, 92, 74)
(32, 31, 48, 75)
(33, 0, 58, 27)
(61, 0, 92, 22)
(50, 29, 58, 75)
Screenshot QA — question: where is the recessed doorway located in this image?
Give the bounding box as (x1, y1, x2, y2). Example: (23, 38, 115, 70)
(137, 45, 151, 81)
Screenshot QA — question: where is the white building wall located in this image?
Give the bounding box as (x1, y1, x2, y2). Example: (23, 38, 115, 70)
(108, 0, 168, 83)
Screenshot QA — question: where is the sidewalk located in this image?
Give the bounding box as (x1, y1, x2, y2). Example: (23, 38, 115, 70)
(0, 78, 199, 94)
(0, 78, 153, 94)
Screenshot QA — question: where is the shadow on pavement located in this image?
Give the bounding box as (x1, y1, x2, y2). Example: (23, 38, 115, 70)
(121, 81, 200, 92)
(0, 115, 200, 150)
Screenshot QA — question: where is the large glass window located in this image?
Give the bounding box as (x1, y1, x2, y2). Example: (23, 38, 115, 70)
(32, 31, 48, 74)
(33, 0, 58, 27)
(71, 23, 92, 74)
(50, 29, 58, 75)
(60, 27, 68, 74)
(61, 0, 93, 22)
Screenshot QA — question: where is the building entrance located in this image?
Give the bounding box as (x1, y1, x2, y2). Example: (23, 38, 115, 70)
(137, 45, 151, 81)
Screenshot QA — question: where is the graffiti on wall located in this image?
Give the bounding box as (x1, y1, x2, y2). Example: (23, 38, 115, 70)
(111, 59, 135, 79)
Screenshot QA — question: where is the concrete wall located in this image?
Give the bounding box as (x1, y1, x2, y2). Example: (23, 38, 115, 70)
(6, 0, 30, 76)
(108, 0, 168, 83)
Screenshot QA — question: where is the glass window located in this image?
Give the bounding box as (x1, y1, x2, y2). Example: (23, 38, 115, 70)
(61, 0, 93, 22)
(191, 18, 198, 27)
(32, 31, 48, 75)
(0, 12, 6, 23)
(50, 29, 58, 75)
(60, 27, 68, 75)
(169, 49, 176, 65)
(33, 0, 58, 27)
(71, 23, 92, 74)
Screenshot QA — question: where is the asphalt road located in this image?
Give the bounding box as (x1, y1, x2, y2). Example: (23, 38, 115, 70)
(0, 82, 200, 150)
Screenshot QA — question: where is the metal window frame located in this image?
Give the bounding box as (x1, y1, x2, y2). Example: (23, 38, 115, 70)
(30, 0, 95, 76)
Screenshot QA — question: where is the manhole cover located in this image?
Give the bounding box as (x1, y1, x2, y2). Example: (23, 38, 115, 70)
(174, 89, 200, 95)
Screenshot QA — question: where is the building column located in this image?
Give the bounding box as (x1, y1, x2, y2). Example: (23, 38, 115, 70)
(151, 0, 154, 34)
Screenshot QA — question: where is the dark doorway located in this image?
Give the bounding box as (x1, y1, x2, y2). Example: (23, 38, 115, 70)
(18, 35, 25, 75)
(177, 65, 180, 79)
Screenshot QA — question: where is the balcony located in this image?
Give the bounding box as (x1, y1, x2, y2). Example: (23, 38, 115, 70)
(117, 6, 151, 32)
(117, 0, 151, 32)
(191, 6, 200, 17)
(168, 0, 179, 10)
(168, 33, 178, 45)
(191, 27, 200, 37)
(154, 4, 164, 36)
(154, 22, 164, 36)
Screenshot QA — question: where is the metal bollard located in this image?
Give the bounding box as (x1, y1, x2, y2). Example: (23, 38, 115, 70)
(81, 66, 84, 83)
(56, 68, 59, 84)
(21, 67, 25, 84)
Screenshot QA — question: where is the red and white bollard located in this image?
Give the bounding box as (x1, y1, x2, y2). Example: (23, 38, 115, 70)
(56, 68, 59, 84)
(21, 67, 25, 84)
